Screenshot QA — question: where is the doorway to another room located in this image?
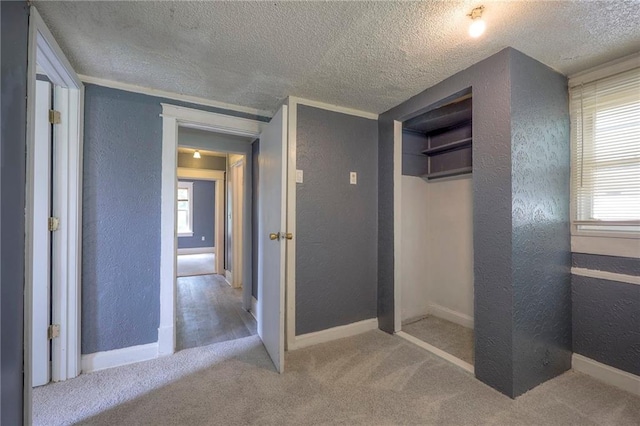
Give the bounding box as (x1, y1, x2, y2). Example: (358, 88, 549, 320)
(175, 140, 255, 352)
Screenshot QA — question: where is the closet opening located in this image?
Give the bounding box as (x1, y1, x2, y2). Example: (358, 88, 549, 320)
(396, 89, 475, 372)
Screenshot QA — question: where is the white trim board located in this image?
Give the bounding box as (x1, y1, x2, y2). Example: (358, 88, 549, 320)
(81, 342, 159, 374)
(428, 303, 474, 329)
(177, 247, 215, 255)
(288, 319, 378, 351)
(393, 120, 403, 332)
(177, 167, 225, 181)
(571, 267, 640, 286)
(572, 353, 640, 396)
(25, 7, 84, 423)
(79, 74, 271, 118)
(288, 96, 378, 120)
(285, 98, 297, 350)
(250, 296, 258, 321)
(396, 331, 474, 374)
(568, 52, 640, 87)
(571, 235, 640, 259)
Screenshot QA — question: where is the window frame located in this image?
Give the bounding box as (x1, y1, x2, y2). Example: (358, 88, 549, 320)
(569, 54, 640, 259)
(177, 181, 194, 237)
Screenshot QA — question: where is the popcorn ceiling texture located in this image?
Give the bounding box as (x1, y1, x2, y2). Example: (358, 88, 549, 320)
(34, 1, 640, 114)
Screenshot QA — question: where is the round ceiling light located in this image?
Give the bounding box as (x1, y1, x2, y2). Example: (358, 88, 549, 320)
(468, 6, 486, 38)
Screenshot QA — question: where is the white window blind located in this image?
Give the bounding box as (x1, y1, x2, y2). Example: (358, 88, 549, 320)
(570, 66, 640, 233)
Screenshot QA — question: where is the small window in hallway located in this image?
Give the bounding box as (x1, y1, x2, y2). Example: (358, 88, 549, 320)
(177, 181, 193, 236)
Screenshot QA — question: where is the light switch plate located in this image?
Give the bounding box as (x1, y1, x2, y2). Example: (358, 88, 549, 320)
(350, 172, 357, 185)
(296, 169, 304, 183)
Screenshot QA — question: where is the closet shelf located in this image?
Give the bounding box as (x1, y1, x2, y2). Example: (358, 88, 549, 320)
(423, 166, 472, 180)
(422, 137, 472, 156)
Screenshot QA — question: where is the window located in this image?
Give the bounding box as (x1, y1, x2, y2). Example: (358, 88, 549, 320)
(177, 181, 193, 237)
(570, 66, 640, 237)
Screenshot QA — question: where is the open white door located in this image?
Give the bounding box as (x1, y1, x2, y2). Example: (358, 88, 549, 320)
(32, 79, 52, 387)
(257, 105, 288, 373)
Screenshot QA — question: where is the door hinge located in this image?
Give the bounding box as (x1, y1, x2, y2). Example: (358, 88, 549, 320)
(48, 324, 60, 340)
(49, 109, 61, 124)
(48, 217, 60, 232)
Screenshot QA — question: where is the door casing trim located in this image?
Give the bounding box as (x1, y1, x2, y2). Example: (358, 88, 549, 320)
(159, 104, 264, 356)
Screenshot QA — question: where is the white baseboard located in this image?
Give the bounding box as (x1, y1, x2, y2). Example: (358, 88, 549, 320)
(428, 303, 473, 329)
(250, 296, 258, 321)
(397, 331, 474, 374)
(289, 318, 378, 351)
(225, 270, 232, 285)
(82, 342, 158, 373)
(177, 247, 215, 255)
(157, 325, 175, 357)
(572, 353, 640, 396)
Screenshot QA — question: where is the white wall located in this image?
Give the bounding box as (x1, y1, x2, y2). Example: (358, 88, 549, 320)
(400, 176, 430, 321)
(400, 175, 474, 327)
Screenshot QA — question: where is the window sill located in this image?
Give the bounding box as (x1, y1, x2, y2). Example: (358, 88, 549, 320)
(571, 233, 640, 259)
(178, 232, 193, 238)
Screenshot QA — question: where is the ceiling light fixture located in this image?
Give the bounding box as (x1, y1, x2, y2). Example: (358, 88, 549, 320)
(193, 150, 201, 159)
(468, 6, 486, 38)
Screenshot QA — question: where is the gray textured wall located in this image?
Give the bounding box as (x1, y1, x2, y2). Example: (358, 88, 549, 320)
(573, 253, 639, 275)
(83, 85, 163, 353)
(177, 180, 215, 249)
(401, 131, 429, 176)
(1, 2, 29, 422)
(509, 50, 572, 396)
(380, 48, 514, 394)
(572, 253, 640, 375)
(377, 115, 395, 332)
(83, 84, 265, 353)
(296, 105, 378, 335)
(177, 152, 226, 171)
(379, 48, 572, 398)
(573, 275, 639, 375)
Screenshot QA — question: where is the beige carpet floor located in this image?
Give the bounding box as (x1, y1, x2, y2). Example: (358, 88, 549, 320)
(177, 253, 216, 277)
(403, 315, 474, 365)
(33, 331, 640, 425)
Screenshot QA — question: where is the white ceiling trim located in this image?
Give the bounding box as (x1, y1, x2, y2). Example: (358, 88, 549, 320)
(568, 52, 640, 87)
(290, 96, 378, 120)
(79, 74, 272, 118)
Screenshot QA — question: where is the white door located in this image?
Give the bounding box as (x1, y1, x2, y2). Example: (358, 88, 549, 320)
(32, 79, 53, 387)
(257, 105, 288, 373)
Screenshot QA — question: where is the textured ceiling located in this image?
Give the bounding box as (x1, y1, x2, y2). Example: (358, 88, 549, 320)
(35, 1, 640, 115)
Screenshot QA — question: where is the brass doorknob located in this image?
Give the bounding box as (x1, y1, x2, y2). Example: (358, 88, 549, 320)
(285, 233, 293, 240)
(269, 232, 280, 240)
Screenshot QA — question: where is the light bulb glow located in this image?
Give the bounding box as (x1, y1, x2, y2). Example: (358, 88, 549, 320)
(469, 19, 486, 38)
(193, 150, 201, 159)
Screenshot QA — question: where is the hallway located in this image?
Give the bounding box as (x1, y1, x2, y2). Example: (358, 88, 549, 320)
(176, 274, 256, 351)
(177, 253, 216, 277)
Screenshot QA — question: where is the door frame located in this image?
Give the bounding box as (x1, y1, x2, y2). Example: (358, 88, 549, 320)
(25, 5, 84, 422)
(176, 168, 225, 274)
(228, 156, 245, 288)
(159, 104, 265, 356)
